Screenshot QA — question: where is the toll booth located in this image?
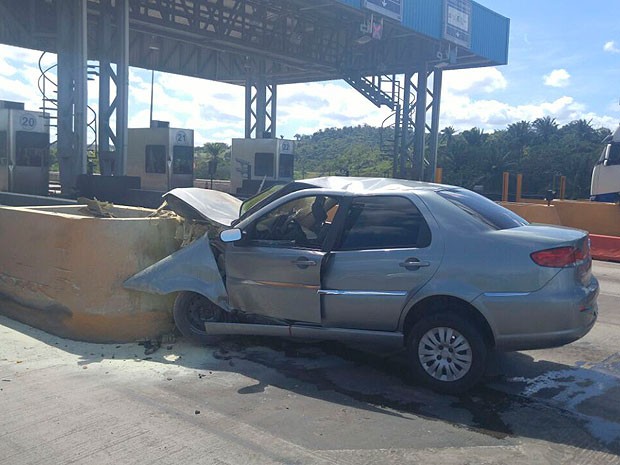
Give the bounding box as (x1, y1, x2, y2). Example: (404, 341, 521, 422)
(126, 122, 194, 191)
(230, 138, 294, 196)
(0, 101, 50, 196)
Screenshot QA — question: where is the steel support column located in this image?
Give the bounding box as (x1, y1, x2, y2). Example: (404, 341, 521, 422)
(255, 77, 267, 138)
(245, 62, 277, 139)
(392, 102, 400, 178)
(399, 73, 412, 178)
(412, 65, 428, 181)
(115, 0, 129, 174)
(97, 0, 128, 175)
(427, 69, 443, 182)
(269, 84, 277, 139)
(56, 0, 88, 194)
(98, 1, 112, 174)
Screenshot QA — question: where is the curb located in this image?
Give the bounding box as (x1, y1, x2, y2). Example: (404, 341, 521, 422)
(590, 234, 620, 262)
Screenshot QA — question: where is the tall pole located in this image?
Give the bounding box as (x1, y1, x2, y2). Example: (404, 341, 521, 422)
(400, 73, 412, 178)
(412, 65, 428, 181)
(428, 69, 443, 182)
(115, 0, 129, 175)
(149, 69, 155, 127)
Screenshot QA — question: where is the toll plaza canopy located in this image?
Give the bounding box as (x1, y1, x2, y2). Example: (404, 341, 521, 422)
(0, 0, 508, 84)
(0, 0, 509, 190)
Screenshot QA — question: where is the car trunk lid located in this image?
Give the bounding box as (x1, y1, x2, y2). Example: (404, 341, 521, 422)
(495, 224, 592, 285)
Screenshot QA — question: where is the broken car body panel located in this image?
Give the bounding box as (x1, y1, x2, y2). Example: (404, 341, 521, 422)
(164, 187, 241, 226)
(123, 234, 229, 310)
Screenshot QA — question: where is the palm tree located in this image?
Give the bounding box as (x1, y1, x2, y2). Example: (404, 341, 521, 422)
(461, 127, 487, 146)
(440, 126, 457, 147)
(561, 119, 598, 143)
(533, 116, 558, 142)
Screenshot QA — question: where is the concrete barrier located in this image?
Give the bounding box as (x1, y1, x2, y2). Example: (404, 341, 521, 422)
(500, 202, 562, 226)
(503, 200, 620, 262)
(0, 204, 181, 342)
(590, 234, 620, 262)
(502, 200, 620, 236)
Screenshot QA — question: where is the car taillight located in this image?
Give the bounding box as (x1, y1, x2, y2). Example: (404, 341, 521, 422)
(531, 246, 580, 268)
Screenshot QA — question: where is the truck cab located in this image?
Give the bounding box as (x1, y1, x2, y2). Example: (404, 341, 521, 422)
(591, 125, 620, 202)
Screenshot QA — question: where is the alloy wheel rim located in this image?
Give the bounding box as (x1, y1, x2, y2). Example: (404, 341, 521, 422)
(418, 326, 473, 382)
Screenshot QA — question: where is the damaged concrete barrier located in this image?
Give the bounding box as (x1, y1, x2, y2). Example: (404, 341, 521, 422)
(0, 204, 181, 342)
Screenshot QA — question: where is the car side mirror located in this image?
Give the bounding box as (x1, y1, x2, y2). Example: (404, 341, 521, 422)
(220, 228, 243, 243)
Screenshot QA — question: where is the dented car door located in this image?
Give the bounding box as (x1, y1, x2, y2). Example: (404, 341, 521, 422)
(225, 194, 342, 324)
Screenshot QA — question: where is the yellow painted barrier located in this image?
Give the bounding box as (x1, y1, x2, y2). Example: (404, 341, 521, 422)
(500, 202, 562, 226)
(502, 200, 620, 236)
(0, 204, 181, 342)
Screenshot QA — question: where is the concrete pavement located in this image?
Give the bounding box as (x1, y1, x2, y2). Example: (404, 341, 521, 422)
(1, 261, 619, 464)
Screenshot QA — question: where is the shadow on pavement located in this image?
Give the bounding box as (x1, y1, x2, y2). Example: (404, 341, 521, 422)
(1, 313, 619, 456)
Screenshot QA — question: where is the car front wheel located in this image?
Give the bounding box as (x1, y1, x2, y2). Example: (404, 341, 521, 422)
(406, 312, 488, 394)
(173, 291, 225, 345)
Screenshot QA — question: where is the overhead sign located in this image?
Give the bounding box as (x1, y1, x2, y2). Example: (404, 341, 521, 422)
(443, 0, 472, 49)
(362, 0, 402, 22)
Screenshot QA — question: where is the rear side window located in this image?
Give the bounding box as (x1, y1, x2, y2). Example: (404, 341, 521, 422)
(337, 196, 432, 250)
(438, 189, 528, 230)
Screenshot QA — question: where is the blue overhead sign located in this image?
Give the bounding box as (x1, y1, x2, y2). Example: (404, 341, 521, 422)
(362, 0, 402, 22)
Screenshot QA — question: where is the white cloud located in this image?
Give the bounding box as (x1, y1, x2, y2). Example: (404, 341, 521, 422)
(442, 67, 507, 93)
(543, 69, 571, 88)
(0, 43, 616, 149)
(439, 94, 614, 131)
(603, 41, 620, 54)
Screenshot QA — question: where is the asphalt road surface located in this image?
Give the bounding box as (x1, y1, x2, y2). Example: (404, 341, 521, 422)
(1, 261, 619, 464)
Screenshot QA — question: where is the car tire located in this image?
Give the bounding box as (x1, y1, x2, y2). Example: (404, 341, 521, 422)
(173, 291, 225, 345)
(406, 312, 488, 394)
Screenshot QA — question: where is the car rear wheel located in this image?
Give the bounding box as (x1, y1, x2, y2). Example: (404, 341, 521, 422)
(406, 312, 488, 394)
(173, 291, 225, 345)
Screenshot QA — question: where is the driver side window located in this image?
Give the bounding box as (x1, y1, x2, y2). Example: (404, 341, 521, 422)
(244, 195, 340, 249)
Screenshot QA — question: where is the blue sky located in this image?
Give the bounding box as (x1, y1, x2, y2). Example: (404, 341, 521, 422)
(0, 0, 619, 145)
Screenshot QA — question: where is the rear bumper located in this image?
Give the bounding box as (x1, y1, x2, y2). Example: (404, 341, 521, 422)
(472, 277, 599, 351)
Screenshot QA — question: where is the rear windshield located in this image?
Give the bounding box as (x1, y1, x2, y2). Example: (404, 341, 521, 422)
(438, 189, 528, 230)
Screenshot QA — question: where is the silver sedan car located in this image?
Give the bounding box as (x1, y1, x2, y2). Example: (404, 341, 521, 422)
(125, 177, 599, 393)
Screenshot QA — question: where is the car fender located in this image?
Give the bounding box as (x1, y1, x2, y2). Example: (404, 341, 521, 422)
(397, 278, 487, 333)
(123, 234, 229, 310)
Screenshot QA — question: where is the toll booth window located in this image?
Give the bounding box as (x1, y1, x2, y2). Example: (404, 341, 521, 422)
(0, 131, 7, 166)
(145, 145, 166, 174)
(608, 143, 620, 166)
(15, 131, 48, 167)
(173, 146, 194, 175)
(279, 153, 294, 178)
(255, 152, 274, 177)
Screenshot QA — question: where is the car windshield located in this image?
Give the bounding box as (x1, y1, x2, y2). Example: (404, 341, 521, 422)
(234, 182, 316, 225)
(438, 188, 528, 230)
(240, 185, 285, 216)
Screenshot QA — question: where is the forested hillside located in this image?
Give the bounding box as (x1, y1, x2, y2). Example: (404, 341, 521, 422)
(195, 118, 612, 199)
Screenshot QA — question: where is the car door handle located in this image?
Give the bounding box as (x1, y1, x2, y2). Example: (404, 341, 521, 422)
(399, 258, 430, 270)
(292, 257, 317, 268)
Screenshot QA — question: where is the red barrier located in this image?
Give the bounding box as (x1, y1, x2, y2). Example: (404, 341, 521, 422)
(590, 234, 620, 262)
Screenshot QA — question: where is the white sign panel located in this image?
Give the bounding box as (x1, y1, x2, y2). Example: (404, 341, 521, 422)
(443, 0, 472, 49)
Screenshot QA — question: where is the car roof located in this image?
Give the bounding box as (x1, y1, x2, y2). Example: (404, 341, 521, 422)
(298, 176, 451, 194)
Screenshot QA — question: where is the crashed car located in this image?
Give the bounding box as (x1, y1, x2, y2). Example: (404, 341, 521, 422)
(125, 177, 599, 393)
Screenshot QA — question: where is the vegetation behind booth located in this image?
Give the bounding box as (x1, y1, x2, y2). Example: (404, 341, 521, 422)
(194, 117, 608, 200)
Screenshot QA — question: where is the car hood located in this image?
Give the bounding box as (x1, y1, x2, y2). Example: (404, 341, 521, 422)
(163, 188, 242, 226)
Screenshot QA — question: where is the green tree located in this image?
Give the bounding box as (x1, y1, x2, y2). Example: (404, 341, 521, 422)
(194, 142, 230, 179)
